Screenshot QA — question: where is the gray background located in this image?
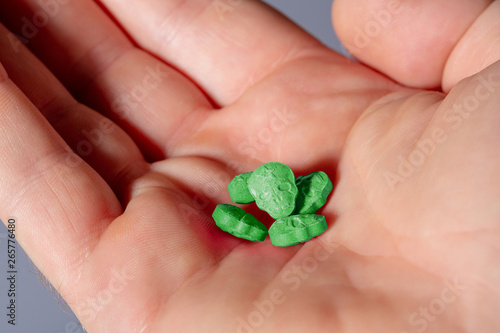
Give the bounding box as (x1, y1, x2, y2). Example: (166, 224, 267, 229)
(0, 0, 343, 332)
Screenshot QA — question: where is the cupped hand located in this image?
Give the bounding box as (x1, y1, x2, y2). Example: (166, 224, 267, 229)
(0, 0, 499, 332)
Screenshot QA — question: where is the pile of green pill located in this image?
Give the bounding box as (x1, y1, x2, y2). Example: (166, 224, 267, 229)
(212, 162, 333, 247)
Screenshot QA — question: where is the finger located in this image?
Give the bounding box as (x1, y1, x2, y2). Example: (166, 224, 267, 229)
(443, 1, 500, 92)
(0, 0, 213, 160)
(332, 0, 494, 90)
(0, 23, 147, 200)
(325, 62, 500, 303)
(426, 63, 500, 230)
(0, 62, 121, 297)
(96, 0, 339, 105)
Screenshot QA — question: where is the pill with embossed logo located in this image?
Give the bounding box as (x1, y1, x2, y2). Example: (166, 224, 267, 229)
(247, 162, 298, 219)
(213, 204, 267, 241)
(228, 172, 255, 204)
(268, 214, 327, 247)
(294, 171, 333, 214)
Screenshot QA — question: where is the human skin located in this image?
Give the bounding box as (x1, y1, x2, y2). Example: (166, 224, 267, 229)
(0, 0, 499, 332)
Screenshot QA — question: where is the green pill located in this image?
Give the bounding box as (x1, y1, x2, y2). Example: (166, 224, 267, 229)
(294, 171, 333, 214)
(228, 172, 255, 204)
(212, 204, 268, 241)
(247, 162, 298, 219)
(268, 214, 327, 247)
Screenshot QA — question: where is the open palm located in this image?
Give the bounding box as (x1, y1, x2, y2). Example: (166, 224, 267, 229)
(0, 0, 499, 332)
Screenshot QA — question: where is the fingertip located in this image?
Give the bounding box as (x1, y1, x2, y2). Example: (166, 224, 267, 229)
(332, 0, 446, 88)
(442, 1, 500, 92)
(332, 0, 492, 90)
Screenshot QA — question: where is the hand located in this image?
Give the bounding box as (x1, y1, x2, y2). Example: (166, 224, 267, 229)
(0, 0, 498, 332)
